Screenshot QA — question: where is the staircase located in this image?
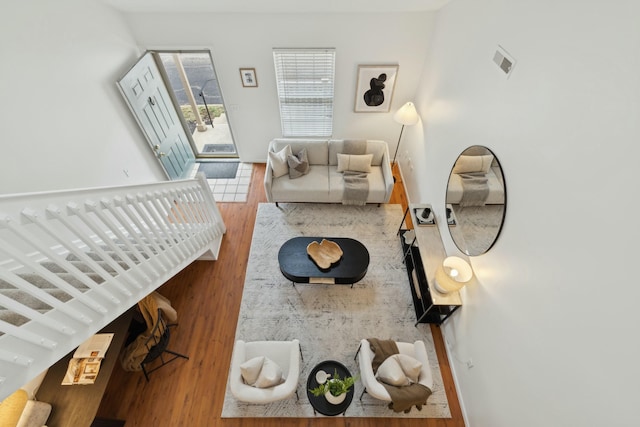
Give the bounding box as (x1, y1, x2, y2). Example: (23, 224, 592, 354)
(0, 174, 225, 399)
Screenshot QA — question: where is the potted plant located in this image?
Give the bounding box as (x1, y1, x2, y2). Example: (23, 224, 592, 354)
(309, 370, 358, 405)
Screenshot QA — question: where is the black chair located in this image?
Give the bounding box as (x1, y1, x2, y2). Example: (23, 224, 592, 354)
(140, 308, 189, 381)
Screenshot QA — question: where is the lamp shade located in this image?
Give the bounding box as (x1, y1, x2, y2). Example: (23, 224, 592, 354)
(434, 256, 473, 294)
(393, 102, 419, 126)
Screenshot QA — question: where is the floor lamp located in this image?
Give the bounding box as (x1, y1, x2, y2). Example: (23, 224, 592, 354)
(392, 101, 419, 164)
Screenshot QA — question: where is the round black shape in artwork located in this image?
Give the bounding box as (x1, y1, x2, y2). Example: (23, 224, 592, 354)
(363, 73, 387, 107)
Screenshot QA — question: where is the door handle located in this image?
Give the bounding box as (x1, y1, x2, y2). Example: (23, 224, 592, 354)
(153, 145, 166, 157)
(148, 96, 156, 106)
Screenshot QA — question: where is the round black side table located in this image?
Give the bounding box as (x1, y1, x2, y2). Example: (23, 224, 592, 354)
(306, 360, 354, 416)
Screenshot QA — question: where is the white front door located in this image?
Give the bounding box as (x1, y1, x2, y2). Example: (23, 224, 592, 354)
(118, 52, 195, 180)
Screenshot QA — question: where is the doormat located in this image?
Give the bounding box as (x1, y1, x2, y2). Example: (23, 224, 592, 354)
(197, 162, 239, 179)
(202, 144, 236, 153)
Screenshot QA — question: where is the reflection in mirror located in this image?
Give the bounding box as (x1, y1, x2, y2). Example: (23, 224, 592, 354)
(445, 146, 506, 256)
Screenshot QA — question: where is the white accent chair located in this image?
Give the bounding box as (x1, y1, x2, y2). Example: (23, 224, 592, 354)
(229, 339, 302, 403)
(356, 339, 433, 402)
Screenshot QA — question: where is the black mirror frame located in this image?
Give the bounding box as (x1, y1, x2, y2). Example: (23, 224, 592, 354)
(445, 145, 507, 256)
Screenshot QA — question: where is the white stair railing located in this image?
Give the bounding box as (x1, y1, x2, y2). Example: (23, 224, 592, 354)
(0, 174, 225, 399)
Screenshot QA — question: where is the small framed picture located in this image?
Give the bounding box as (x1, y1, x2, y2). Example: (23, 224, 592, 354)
(239, 68, 258, 87)
(354, 64, 398, 112)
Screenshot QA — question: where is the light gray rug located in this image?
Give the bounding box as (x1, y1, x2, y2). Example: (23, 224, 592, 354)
(221, 203, 451, 418)
(450, 204, 504, 254)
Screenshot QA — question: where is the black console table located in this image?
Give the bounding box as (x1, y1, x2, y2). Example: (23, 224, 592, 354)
(398, 204, 462, 325)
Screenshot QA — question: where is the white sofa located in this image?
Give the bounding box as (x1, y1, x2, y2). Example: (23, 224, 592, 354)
(264, 139, 393, 204)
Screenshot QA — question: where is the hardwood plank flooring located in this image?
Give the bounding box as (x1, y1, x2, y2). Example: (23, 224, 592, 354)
(97, 163, 465, 426)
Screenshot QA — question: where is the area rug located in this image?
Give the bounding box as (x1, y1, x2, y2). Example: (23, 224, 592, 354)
(450, 204, 504, 254)
(221, 203, 451, 418)
(203, 143, 236, 153)
(197, 161, 239, 179)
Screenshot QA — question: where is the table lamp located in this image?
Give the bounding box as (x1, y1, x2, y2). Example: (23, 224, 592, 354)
(434, 256, 473, 293)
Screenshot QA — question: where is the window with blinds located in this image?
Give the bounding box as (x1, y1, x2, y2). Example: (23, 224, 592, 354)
(273, 48, 335, 137)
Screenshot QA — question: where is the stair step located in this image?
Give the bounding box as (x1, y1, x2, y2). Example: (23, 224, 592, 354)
(65, 251, 139, 265)
(0, 274, 95, 290)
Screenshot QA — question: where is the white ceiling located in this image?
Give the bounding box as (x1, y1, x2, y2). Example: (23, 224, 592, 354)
(101, 0, 451, 14)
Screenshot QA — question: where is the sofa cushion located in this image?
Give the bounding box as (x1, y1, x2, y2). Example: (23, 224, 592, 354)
(271, 166, 329, 203)
(328, 165, 387, 203)
(336, 153, 373, 173)
(268, 145, 292, 178)
(270, 139, 328, 165)
(329, 140, 386, 166)
(287, 148, 310, 179)
(364, 140, 386, 166)
(452, 154, 493, 174)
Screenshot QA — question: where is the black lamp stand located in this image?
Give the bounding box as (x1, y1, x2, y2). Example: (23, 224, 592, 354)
(392, 124, 406, 165)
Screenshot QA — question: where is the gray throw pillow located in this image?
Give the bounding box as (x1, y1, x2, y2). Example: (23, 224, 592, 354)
(287, 148, 310, 179)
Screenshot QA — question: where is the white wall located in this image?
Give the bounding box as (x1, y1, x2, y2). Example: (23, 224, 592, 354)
(0, 0, 165, 195)
(122, 12, 436, 162)
(401, 0, 640, 425)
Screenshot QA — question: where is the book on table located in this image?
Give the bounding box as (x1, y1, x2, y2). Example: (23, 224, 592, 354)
(61, 333, 114, 385)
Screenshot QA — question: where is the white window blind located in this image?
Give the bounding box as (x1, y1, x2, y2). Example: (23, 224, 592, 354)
(273, 48, 335, 137)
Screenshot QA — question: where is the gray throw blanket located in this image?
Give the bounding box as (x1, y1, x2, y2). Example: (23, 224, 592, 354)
(367, 338, 432, 413)
(342, 140, 369, 205)
(459, 172, 489, 207)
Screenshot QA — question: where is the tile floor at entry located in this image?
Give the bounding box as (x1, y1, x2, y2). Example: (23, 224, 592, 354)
(189, 162, 252, 202)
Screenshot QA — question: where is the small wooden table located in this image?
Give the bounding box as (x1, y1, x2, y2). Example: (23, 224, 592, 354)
(37, 310, 133, 427)
(278, 237, 369, 286)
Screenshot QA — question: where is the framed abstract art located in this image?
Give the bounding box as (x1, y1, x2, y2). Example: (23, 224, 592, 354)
(354, 64, 398, 112)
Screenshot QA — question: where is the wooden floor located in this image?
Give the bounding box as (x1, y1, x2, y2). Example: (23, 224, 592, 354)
(97, 163, 466, 427)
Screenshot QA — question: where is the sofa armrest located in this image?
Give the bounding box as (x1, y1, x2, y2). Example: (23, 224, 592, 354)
(380, 144, 394, 203)
(264, 148, 275, 203)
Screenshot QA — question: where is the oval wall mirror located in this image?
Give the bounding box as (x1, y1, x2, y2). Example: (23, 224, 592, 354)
(445, 145, 506, 256)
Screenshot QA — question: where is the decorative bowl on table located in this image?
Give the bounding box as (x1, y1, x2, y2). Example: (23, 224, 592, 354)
(306, 239, 343, 269)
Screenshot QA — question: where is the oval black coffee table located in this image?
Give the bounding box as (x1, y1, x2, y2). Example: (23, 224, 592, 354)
(306, 360, 354, 416)
(278, 237, 369, 286)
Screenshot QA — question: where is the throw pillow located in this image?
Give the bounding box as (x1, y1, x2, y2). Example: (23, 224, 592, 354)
(376, 356, 410, 386)
(336, 153, 373, 173)
(253, 357, 285, 388)
(394, 354, 423, 384)
(240, 356, 265, 385)
(287, 148, 310, 179)
(452, 154, 494, 174)
(268, 145, 292, 178)
(376, 354, 423, 386)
